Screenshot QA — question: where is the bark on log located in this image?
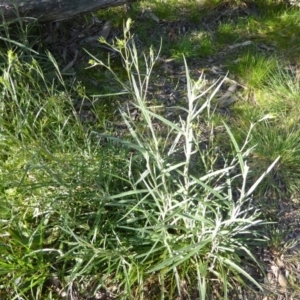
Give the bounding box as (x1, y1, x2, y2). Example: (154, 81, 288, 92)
(0, 0, 135, 23)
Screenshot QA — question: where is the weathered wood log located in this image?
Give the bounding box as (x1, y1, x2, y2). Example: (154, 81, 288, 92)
(0, 0, 135, 23)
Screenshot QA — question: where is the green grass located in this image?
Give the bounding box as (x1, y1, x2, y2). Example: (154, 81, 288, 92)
(2, 0, 300, 299)
(227, 51, 278, 87)
(230, 62, 300, 197)
(170, 31, 216, 59)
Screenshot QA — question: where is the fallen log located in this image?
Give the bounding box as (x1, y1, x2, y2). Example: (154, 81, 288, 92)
(0, 0, 134, 23)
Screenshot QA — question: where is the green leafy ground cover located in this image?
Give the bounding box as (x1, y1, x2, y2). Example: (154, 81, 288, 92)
(1, 0, 300, 299)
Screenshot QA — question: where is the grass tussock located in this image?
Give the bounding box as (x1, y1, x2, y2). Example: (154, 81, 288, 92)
(0, 17, 280, 299)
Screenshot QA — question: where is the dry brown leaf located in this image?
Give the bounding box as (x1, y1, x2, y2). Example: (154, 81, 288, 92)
(62, 50, 78, 73)
(99, 21, 112, 40)
(216, 83, 238, 108)
(228, 40, 252, 49)
(271, 265, 288, 290)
